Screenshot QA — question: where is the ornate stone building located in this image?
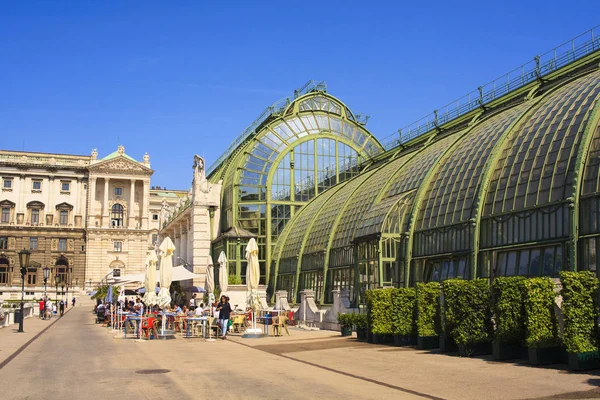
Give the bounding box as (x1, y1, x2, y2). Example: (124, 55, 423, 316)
(0, 145, 182, 300)
(84, 145, 154, 284)
(0, 150, 88, 300)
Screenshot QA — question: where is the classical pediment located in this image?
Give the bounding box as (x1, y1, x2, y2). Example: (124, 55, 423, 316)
(0, 199, 15, 208)
(89, 156, 153, 176)
(55, 202, 73, 210)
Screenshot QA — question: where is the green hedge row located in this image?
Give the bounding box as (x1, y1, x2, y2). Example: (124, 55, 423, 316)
(366, 288, 393, 335)
(391, 288, 416, 336)
(560, 271, 599, 353)
(442, 279, 492, 346)
(523, 278, 558, 349)
(365, 272, 600, 355)
(491, 277, 526, 344)
(416, 282, 440, 337)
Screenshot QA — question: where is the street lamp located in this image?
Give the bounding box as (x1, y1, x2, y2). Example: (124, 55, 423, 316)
(89, 278, 92, 289)
(54, 275, 60, 305)
(43, 266, 50, 302)
(61, 283, 65, 303)
(17, 249, 31, 333)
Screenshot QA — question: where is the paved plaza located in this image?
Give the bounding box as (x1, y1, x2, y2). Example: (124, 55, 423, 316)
(0, 297, 599, 399)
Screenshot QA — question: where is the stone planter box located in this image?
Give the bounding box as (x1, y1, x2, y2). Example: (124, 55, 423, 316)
(393, 334, 417, 347)
(417, 336, 439, 350)
(492, 341, 524, 361)
(528, 347, 563, 365)
(356, 328, 367, 341)
(439, 335, 457, 353)
(458, 342, 492, 357)
(340, 326, 353, 337)
(372, 334, 392, 345)
(567, 351, 600, 371)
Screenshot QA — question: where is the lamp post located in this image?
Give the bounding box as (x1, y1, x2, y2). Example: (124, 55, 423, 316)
(54, 275, 59, 306)
(89, 278, 92, 290)
(61, 283, 65, 303)
(17, 249, 31, 333)
(43, 266, 50, 302)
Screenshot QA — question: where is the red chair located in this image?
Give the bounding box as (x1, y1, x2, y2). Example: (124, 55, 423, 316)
(141, 317, 157, 339)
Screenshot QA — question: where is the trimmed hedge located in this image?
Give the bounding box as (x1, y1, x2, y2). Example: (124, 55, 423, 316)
(491, 276, 526, 344)
(523, 278, 558, 349)
(391, 288, 416, 336)
(354, 313, 368, 330)
(416, 282, 440, 337)
(442, 279, 492, 346)
(366, 288, 393, 335)
(337, 313, 354, 330)
(560, 271, 600, 354)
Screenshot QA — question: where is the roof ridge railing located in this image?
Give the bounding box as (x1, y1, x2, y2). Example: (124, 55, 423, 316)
(381, 24, 600, 150)
(207, 79, 327, 176)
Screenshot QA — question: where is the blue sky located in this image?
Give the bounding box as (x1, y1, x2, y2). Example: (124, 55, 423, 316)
(1, 1, 598, 190)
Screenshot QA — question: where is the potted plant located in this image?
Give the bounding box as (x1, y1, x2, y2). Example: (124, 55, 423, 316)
(443, 279, 492, 357)
(338, 313, 353, 337)
(491, 277, 526, 360)
(354, 313, 368, 341)
(523, 278, 561, 365)
(366, 288, 393, 344)
(416, 282, 440, 350)
(391, 288, 417, 346)
(560, 271, 600, 371)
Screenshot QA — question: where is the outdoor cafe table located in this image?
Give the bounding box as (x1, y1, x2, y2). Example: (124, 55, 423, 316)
(256, 310, 284, 335)
(158, 312, 177, 331)
(184, 316, 208, 338)
(123, 314, 147, 339)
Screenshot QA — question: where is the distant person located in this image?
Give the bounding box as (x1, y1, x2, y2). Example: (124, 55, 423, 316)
(189, 294, 197, 311)
(59, 300, 65, 317)
(52, 302, 57, 315)
(216, 295, 232, 340)
(72, 297, 76, 307)
(39, 298, 45, 318)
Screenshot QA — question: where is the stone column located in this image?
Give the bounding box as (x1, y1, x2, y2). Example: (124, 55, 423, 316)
(47, 176, 54, 219)
(18, 175, 26, 215)
(142, 180, 149, 229)
(129, 179, 136, 228)
(88, 177, 97, 227)
(102, 177, 110, 227)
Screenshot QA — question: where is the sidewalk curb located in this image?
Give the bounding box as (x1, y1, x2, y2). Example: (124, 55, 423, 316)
(0, 306, 72, 370)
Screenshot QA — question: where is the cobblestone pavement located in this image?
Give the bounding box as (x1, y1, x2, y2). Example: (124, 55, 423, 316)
(1, 298, 600, 400)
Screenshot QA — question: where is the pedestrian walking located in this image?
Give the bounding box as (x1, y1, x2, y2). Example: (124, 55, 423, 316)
(72, 297, 76, 307)
(59, 299, 65, 317)
(216, 295, 232, 340)
(39, 298, 45, 318)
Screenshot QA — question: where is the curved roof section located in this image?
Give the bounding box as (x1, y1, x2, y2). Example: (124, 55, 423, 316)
(302, 170, 376, 255)
(483, 70, 600, 216)
(355, 134, 457, 239)
(278, 182, 347, 261)
(330, 154, 414, 250)
(212, 92, 383, 189)
(416, 103, 530, 230)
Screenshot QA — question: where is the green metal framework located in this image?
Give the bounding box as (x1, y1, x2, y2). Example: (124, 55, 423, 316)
(209, 86, 383, 286)
(272, 45, 600, 304)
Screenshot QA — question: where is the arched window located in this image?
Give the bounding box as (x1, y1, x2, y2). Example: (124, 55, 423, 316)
(111, 204, 124, 227)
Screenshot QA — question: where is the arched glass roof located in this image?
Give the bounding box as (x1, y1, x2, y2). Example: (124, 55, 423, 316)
(483, 70, 600, 216)
(354, 135, 457, 239)
(278, 182, 347, 261)
(302, 170, 376, 255)
(416, 103, 530, 230)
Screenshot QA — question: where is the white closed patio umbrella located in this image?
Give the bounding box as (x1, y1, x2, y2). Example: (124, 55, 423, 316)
(218, 251, 228, 294)
(157, 237, 175, 309)
(245, 238, 262, 335)
(143, 250, 158, 307)
(205, 255, 215, 296)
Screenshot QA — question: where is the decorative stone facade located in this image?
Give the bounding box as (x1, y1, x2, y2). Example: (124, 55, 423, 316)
(0, 146, 179, 300)
(0, 150, 88, 299)
(160, 155, 222, 290)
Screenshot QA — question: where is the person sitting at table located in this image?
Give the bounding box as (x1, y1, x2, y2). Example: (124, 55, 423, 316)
(174, 304, 183, 314)
(195, 303, 205, 316)
(181, 306, 189, 315)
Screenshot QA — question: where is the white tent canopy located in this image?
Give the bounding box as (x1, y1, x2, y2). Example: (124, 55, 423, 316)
(111, 265, 201, 285)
